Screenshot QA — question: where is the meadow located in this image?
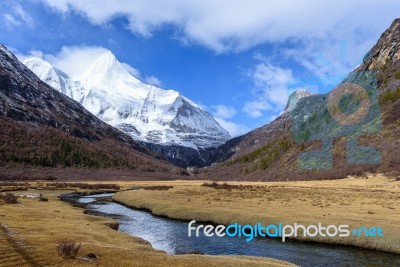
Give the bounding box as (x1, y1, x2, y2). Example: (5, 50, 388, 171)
(113, 174, 400, 254)
(0, 183, 293, 267)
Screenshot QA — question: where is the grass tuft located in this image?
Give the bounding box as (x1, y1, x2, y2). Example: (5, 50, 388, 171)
(2, 193, 18, 204)
(56, 240, 81, 259)
(39, 193, 48, 202)
(141, 185, 173, 191)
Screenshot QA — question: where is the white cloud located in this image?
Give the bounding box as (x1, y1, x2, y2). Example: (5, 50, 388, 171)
(15, 49, 44, 62)
(243, 100, 272, 118)
(18, 45, 165, 88)
(145, 75, 162, 87)
(14, 4, 34, 27)
(210, 105, 251, 136)
(121, 62, 141, 78)
(212, 105, 236, 119)
(243, 57, 293, 118)
(3, 14, 21, 28)
(210, 105, 248, 136)
(16, 46, 108, 77)
(39, 0, 399, 53)
(45, 46, 109, 76)
(172, 35, 191, 47)
(2, 4, 34, 29)
(251, 61, 292, 106)
(215, 117, 249, 137)
(283, 38, 375, 87)
(28, 50, 44, 59)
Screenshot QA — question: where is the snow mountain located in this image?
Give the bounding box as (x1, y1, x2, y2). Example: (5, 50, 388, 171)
(23, 52, 230, 152)
(0, 44, 179, 177)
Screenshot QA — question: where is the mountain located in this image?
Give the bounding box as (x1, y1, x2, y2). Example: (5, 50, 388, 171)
(200, 18, 400, 181)
(23, 53, 230, 167)
(0, 44, 183, 180)
(285, 90, 312, 112)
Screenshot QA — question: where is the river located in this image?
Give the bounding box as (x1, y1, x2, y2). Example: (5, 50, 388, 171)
(64, 193, 400, 267)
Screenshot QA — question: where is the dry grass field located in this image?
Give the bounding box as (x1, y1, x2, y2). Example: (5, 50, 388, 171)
(0, 187, 294, 267)
(114, 174, 400, 254)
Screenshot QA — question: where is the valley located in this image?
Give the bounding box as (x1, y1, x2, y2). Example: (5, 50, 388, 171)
(113, 175, 400, 254)
(0, 185, 293, 267)
(1, 176, 399, 266)
(0, 2, 399, 265)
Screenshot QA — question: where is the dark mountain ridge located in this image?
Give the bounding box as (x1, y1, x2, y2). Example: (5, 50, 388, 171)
(0, 45, 184, 180)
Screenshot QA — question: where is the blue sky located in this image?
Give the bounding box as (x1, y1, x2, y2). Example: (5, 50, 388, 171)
(0, 0, 398, 136)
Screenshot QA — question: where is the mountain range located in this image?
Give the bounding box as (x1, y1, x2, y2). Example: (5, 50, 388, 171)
(0, 44, 183, 180)
(1, 18, 399, 181)
(23, 53, 230, 167)
(200, 18, 400, 181)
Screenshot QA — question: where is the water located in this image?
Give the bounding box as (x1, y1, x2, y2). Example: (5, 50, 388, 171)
(71, 193, 400, 267)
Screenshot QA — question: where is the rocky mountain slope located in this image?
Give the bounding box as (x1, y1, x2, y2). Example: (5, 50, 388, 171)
(24, 53, 230, 167)
(201, 18, 400, 181)
(0, 44, 183, 180)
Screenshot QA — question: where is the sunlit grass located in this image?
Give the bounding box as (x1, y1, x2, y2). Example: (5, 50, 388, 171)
(0, 188, 293, 267)
(114, 175, 400, 254)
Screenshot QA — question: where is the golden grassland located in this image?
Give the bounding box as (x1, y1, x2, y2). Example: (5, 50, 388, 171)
(0, 189, 294, 267)
(113, 174, 400, 254)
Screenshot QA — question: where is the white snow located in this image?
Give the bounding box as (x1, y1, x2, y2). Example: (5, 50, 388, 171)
(285, 90, 312, 112)
(23, 51, 230, 149)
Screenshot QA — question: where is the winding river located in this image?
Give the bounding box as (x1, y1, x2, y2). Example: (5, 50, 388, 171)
(65, 193, 400, 267)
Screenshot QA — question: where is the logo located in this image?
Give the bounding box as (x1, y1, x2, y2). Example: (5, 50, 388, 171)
(188, 220, 384, 242)
(290, 71, 382, 169)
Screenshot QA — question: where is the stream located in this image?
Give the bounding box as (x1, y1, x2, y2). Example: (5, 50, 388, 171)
(64, 192, 400, 267)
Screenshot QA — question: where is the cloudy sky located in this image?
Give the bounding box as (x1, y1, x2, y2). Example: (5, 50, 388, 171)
(0, 0, 398, 136)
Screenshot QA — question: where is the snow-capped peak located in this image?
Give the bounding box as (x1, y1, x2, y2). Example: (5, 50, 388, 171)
(23, 57, 70, 94)
(24, 56, 52, 70)
(76, 51, 148, 99)
(81, 50, 122, 78)
(23, 51, 230, 149)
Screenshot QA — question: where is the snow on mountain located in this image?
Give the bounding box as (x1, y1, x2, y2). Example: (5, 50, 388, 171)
(23, 51, 230, 149)
(23, 57, 85, 101)
(285, 90, 312, 112)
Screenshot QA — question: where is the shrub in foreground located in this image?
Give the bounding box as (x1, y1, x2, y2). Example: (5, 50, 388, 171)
(39, 193, 48, 202)
(2, 193, 18, 204)
(201, 182, 249, 190)
(141, 185, 173, 191)
(56, 240, 81, 259)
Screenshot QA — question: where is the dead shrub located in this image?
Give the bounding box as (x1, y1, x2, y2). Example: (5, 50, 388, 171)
(56, 240, 81, 259)
(2, 193, 18, 204)
(201, 182, 252, 190)
(51, 182, 120, 190)
(141, 186, 173, 191)
(39, 193, 48, 202)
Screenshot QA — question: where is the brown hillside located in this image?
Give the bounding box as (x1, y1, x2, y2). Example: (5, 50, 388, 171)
(201, 19, 400, 181)
(0, 45, 184, 180)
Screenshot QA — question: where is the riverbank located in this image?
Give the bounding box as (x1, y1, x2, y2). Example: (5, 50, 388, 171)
(113, 175, 400, 254)
(0, 189, 294, 266)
